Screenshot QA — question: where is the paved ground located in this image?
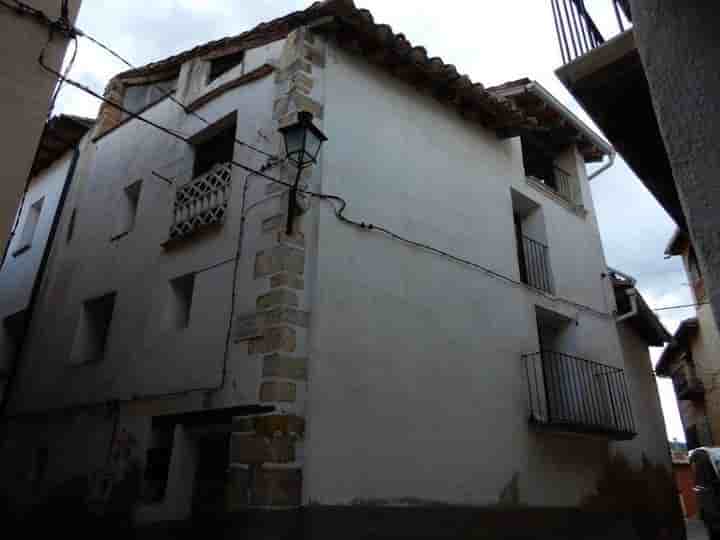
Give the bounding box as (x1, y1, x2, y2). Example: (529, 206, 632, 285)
(687, 518, 709, 540)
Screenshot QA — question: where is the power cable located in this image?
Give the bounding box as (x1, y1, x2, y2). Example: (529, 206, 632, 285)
(38, 55, 618, 319)
(57, 27, 710, 320)
(652, 302, 710, 312)
(74, 28, 276, 160)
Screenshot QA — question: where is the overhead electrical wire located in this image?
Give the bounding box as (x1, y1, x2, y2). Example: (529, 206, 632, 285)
(23, 0, 685, 321)
(74, 28, 276, 160)
(652, 302, 711, 312)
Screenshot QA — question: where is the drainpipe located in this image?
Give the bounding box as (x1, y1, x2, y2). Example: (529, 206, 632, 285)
(0, 145, 81, 419)
(616, 287, 639, 322)
(588, 151, 616, 180)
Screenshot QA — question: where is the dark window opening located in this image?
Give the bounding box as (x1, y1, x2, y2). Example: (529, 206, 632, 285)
(114, 181, 142, 238)
(167, 273, 195, 329)
(73, 292, 116, 364)
(192, 122, 236, 178)
(208, 51, 245, 83)
(193, 434, 230, 519)
(122, 77, 177, 119)
(144, 425, 174, 503)
(522, 136, 558, 189)
(511, 190, 552, 294)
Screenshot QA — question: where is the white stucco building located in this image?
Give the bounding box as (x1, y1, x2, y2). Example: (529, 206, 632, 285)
(0, 114, 92, 406)
(0, 1, 681, 537)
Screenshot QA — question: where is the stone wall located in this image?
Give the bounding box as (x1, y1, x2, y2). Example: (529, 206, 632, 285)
(226, 25, 326, 511)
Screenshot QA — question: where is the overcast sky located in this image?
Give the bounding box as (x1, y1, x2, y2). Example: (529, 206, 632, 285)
(55, 0, 693, 441)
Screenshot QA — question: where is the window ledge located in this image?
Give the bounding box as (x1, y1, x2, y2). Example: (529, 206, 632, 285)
(110, 230, 131, 242)
(525, 176, 587, 218)
(12, 243, 31, 257)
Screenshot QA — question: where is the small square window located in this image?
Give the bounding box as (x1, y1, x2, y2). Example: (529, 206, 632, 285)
(113, 181, 142, 239)
(207, 50, 245, 83)
(166, 273, 195, 329)
(70, 292, 116, 365)
(13, 197, 44, 255)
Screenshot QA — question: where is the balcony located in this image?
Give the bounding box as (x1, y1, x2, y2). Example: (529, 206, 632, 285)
(527, 166, 579, 208)
(519, 235, 554, 295)
(550, 0, 686, 229)
(523, 350, 636, 440)
(168, 162, 233, 242)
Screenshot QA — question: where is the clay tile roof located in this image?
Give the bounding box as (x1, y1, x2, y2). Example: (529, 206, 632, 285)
(488, 78, 612, 162)
(116, 0, 352, 81)
(111, 0, 537, 135)
(32, 115, 94, 176)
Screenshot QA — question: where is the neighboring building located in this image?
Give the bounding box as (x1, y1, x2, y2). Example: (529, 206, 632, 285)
(0, 0, 82, 260)
(0, 114, 93, 406)
(0, 1, 681, 537)
(670, 447, 698, 518)
(656, 229, 720, 450)
(609, 268, 672, 466)
(549, 0, 720, 340)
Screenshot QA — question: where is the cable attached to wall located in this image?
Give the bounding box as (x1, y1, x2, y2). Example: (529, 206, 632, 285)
(37, 53, 616, 320)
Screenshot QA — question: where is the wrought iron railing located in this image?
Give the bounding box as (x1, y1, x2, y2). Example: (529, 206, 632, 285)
(527, 166, 579, 207)
(523, 350, 636, 439)
(551, 0, 632, 64)
(553, 166, 579, 205)
(519, 235, 554, 294)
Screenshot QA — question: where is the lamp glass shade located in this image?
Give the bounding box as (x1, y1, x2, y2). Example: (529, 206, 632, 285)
(305, 128, 325, 163)
(282, 124, 307, 166)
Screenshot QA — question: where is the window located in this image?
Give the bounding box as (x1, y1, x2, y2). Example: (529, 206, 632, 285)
(113, 181, 142, 239)
(66, 208, 77, 243)
(14, 197, 44, 255)
(511, 190, 553, 294)
(144, 424, 174, 503)
(122, 77, 177, 119)
(192, 119, 236, 178)
(70, 292, 116, 365)
(522, 136, 578, 205)
(168, 116, 236, 242)
(207, 50, 245, 83)
(166, 273, 195, 329)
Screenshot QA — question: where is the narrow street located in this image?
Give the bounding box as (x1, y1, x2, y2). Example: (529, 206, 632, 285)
(687, 519, 709, 540)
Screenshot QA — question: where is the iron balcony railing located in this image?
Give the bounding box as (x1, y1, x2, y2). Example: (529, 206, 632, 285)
(551, 0, 632, 64)
(519, 235, 554, 295)
(552, 166, 578, 206)
(527, 166, 579, 207)
(523, 350, 636, 440)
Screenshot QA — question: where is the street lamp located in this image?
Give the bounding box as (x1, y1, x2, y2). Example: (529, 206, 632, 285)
(279, 111, 327, 234)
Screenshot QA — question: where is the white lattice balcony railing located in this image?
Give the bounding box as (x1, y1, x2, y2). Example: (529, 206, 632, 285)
(169, 162, 232, 241)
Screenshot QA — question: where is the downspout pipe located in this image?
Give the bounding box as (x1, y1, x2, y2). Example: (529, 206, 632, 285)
(0, 145, 81, 419)
(588, 151, 616, 180)
(616, 287, 639, 322)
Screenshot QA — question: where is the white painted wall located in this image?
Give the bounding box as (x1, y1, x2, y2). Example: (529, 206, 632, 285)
(6, 42, 286, 412)
(0, 149, 77, 378)
(303, 42, 662, 508)
(0, 26, 671, 520)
